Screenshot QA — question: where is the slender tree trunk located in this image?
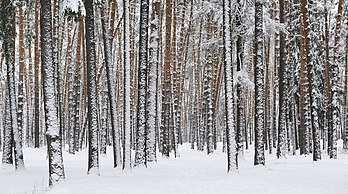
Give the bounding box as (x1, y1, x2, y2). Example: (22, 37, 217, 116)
(328, 0, 343, 159)
(236, 0, 245, 158)
(40, 0, 65, 186)
(2, 91, 13, 166)
(344, 34, 348, 151)
(277, 0, 288, 158)
(1, 0, 25, 170)
(85, 0, 100, 174)
(254, 0, 265, 166)
(161, 0, 172, 158)
(123, 0, 132, 170)
(299, 0, 311, 155)
(18, 5, 25, 146)
(74, 19, 83, 152)
(135, 0, 149, 166)
(100, 0, 122, 168)
(223, 0, 238, 172)
(308, 0, 321, 161)
(146, 0, 160, 162)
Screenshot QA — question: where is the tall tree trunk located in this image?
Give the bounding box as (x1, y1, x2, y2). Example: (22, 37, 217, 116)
(254, 0, 265, 166)
(40, 0, 65, 186)
(329, 0, 343, 159)
(34, 0, 41, 149)
(135, 0, 149, 166)
(344, 33, 348, 152)
(100, 0, 122, 168)
(74, 19, 83, 152)
(323, 0, 330, 152)
(146, 0, 160, 163)
(161, 0, 172, 158)
(1, 0, 25, 170)
(299, 0, 311, 155)
(85, 0, 100, 174)
(123, 0, 132, 170)
(277, 0, 288, 158)
(236, 0, 245, 157)
(223, 0, 238, 172)
(18, 5, 25, 147)
(308, 0, 321, 161)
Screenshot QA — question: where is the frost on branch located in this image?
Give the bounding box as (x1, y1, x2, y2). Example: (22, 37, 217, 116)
(235, 69, 254, 92)
(63, 0, 85, 21)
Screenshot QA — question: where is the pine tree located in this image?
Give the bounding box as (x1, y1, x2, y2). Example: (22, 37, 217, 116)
(2, 93, 13, 166)
(223, 0, 238, 172)
(328, 0, 344, 159)
(1, 0, 25, 170)
(308, 0, 321, 161)
(135, 0, 149, 166)
(123, 0, 132, 170)
(34, 0, 40, 148)
(254, 0, 265, 166)
(161, 0, 172, 158)
(100, 0, 122, 167)
(40, 0, 65, 185)
(236, 0, 245, 157)
(146, 0, 160, 163)
(277, 0, 288, 158)
(18, 3, 25, 148)
(85, 0, 100, 174)
(299, 0, 311, 156)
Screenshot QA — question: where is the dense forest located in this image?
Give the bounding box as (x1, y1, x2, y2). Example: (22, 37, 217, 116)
(0, 0, 347, 188)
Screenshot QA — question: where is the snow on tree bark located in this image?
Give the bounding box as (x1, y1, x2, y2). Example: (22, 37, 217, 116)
(223, 0, 238, 172)
(299, 0, 311, 156)
(161, 0, 173, 158)
(34, 0, 41, 148)
(254, 0, 265, 166)
(85, 0, 100, 174)
(40, 0, 65, 186)
(277, 0, 288, 158)
(135, 0, 149, 167)
(123, 0, 132, 170)
(2, 93, 13, 166)
(74, 19, 83, 152)
(308, 0, 321, 161)
(1, 0, 25, 170)
(0, 78, 3, 152)
(67, 21, 76, 155)
(328, 0, 344, 159)
(18, 5, 25, 149)
(203, 7, 214, 155)
(146, 0, 160, 163)
(236, 0, 245, 157)
(99, 84, 108, 155)
(100, 0, 122, 168)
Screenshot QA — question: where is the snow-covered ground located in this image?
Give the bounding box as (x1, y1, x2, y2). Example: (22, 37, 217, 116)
(1, 142, 348, 194)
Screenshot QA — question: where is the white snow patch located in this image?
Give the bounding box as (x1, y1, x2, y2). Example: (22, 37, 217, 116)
(63, 0, 86, 16)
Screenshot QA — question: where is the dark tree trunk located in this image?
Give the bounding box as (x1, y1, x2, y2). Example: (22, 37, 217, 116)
(85, 0, 100, 174)
(135, 0, 149, 166)
(254, 0, 265, 166)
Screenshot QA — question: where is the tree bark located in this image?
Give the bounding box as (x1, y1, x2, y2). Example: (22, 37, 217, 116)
(40, 0, 65, 185)
(85, 0, 100, 174)
(135, 0, 149, 166)
(254, 0, 265, 166)
(223, 0, 238, 172)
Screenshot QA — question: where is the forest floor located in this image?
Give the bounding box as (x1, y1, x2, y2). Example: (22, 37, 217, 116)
(1, 141, 348, 194)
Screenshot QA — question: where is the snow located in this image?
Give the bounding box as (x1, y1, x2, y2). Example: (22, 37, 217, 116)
(63, 0, 86, 16)
(2, 142, 348, 194)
